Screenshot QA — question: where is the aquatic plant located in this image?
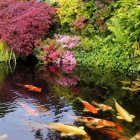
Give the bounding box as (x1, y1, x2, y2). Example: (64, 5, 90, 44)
(0, 0, 55, 56)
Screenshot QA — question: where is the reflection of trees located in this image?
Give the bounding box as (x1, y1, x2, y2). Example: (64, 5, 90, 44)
(0, 63, 12, 87)
(0, 63, 15, 118)
(37, 64, 80, 101)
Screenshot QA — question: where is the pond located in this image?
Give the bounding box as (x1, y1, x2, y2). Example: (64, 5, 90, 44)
(0, 62, 140, 140)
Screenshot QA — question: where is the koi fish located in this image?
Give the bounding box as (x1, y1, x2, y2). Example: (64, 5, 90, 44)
(115, 122, 124, 133)
(19, 102, 39, 116)
(130, 132, 140, 140)
(121, 81, 131, 85)
(113, 98, 135, 122)
(0, 134, 8, 140)
(92, 101, 114, 111)
(122, 87, 140, 92)
(77, 97, 98, 114)
(132, 81, 140, 86)
(77, 116, 116, 128)
(98, 129, 129, 140)
(46, 123, 90, 140)
(16, 83, 41, 92)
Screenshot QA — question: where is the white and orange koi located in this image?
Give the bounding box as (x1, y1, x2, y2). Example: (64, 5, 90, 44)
(19, 102, 39, 117)
(77, 116, 116, 128)
(77, 97, 98, 114)
(92, 101, 114, 111)
(113, 98, 135, 122)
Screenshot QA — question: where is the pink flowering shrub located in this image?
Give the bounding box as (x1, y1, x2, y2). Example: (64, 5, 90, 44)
(54, 34, 81, 49)
(35, 34, 81, 72)
(0, 0, 55, 56)
(55, 51, 76, 73)
(43, 45, 63, 64)
(54, 34, 81, 72)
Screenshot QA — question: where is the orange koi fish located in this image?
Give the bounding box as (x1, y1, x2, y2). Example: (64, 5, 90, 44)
(77, 97, 98, 114)
(19, 102, 39, 116)
(16, 83, 41, 92)
(77, 116, 116, 128)
(92, 101, 113, 111)
(99, 129, 129, 140)
(116, 122, 124, 133)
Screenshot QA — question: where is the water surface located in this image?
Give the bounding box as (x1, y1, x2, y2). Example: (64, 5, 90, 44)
(0, 63, 140, 140)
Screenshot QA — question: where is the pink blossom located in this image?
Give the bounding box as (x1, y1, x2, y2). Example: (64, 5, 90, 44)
(54, 34, 81, 49)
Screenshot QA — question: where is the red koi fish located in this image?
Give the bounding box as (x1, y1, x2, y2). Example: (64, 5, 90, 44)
(19, 102, 39, 116)
(16, 83, 41, 92)
(116, 122, 124, 133)
(99, 129, 129, 140)
(78, 116, 116, 128)
(92, 101, 114, 111)
(77, 97, 98, 114)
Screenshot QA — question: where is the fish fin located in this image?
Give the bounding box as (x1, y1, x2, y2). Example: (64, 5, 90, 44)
(60, 133, 73, 137)
(79, 126, 84, 130)
(60, 133, 67, 137)
(96, 125, 104, 128)
(111, 109, 115, 111)
(83, 108, 90, 112)
(117, 116, 124, 120)
(96, 108, 100, 111)
(130, 115, 135, 118)
(102, 109, 107, 111)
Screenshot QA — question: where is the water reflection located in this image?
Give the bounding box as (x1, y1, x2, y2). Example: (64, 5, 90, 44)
(0, 63, 140, 140)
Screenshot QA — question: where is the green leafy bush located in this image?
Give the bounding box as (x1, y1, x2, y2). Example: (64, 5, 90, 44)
(56, 0, 94, 33)
(74, 0, 140, 72)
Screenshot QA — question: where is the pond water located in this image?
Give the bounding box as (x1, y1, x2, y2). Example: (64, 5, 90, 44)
(0, 62, 140, 140)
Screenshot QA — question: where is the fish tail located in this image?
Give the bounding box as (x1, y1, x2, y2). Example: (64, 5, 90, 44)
(15, 83, 23, 87)
(77, 97, 83, 102)
(92, 101, 100, 107)
(113, 98, 116, 102)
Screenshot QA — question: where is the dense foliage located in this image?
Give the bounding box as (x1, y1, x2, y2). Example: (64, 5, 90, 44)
(72, 0, 140, 72)
(0, 0, 55, 56)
